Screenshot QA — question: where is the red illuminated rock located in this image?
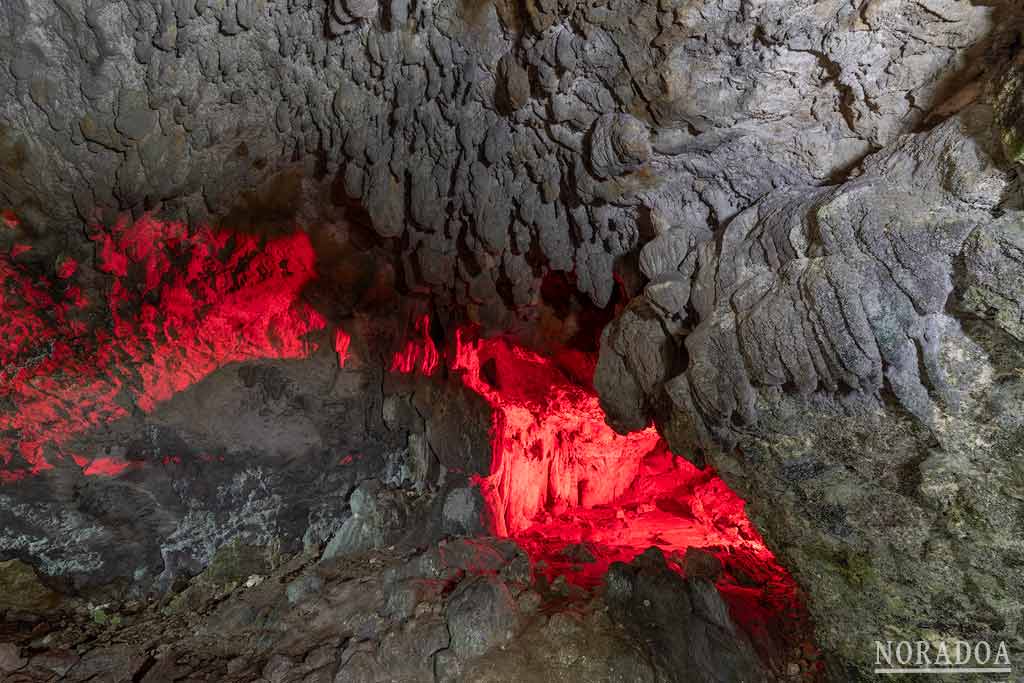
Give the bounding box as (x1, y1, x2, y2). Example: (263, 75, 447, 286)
(0, 216, 325, 480)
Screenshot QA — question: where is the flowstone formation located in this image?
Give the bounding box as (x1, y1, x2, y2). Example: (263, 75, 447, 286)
(2, 0, 1024, 680)
(1, 0, 1013, 326)
(597, 101, 1024, 677)
(594, 27, 1024, 683)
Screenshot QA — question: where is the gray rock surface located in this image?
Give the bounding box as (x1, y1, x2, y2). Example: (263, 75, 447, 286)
(0, 642, 26, 674)
(0, 538, 768, 683)
(446, 575, 518, 659)
(442, 486, 487, 536)
(321, 479, 410, 559)
(605, 548, 768, 683)
(2, 0, 1024, 680)
(0, 347, 488, 597)
(1, 0, 1014, 327)
(594, 95, 1024, 681)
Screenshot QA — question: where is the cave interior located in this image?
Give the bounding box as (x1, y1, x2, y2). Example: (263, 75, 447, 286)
(1, 0, 1024, 682)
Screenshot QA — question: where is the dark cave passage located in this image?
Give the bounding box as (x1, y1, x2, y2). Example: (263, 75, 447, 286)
(1, 213, 816, 674)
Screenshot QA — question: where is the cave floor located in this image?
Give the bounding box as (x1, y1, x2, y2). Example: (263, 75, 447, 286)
(0, 537, 823, 682)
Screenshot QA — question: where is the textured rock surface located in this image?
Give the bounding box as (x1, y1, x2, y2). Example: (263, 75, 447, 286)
(0, 560, 63, 613)
(2, 0, 1024, 680)
(594, 58, 1024, 683)
(1, 0, 1016, 327)
(605, 547, 765, 683)
(0, 344, 490, 597)
(0, 538, 778, 683)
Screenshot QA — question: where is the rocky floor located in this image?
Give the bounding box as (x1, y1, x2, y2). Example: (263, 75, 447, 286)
(3, 1, 1022, 678)
(0, 537, 821, 683)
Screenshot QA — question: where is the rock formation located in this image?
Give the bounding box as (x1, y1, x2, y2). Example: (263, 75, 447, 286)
(2, 0, 1024, 680)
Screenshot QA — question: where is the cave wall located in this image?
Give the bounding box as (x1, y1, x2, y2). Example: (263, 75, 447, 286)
(1, 0, 1012, 323)
(0, 321, 493, 598)
(2, 0, 1024, 679)
(594, 37, 1024, 683)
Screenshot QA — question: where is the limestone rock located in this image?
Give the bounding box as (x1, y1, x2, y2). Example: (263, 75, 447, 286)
(322, 481, 409, 560)
(0, 0, 1022, 678)
(588, 113, 651, 179)
(446, 575, 519, 659)
(959, 214, 1024, 342)
(497, 54, 531, 112)
(442, 487, 486, 536)
(681, 547, 723, 581)
(595, 299, 675, 433)
(605, 548, 767, 683)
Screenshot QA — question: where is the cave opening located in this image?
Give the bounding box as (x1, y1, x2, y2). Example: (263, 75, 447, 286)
(1, 213, 820, 678)
(391, 317, 815, 668)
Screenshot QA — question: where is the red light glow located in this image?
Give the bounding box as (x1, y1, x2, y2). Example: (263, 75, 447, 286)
(390, 314, 440, 375)
(0, 216, 325, 481)
(56, 257, 78, 280)
(0, 219, 812, 663)
(449, 330, 771, 577)
(72, 454, 143, 477)
(444, 326, 811, 658)
(335, 328, 352, 368)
